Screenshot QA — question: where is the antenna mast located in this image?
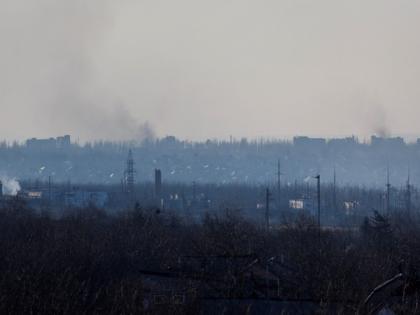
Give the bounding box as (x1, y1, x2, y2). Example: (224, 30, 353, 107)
(124, 149, 136, 201)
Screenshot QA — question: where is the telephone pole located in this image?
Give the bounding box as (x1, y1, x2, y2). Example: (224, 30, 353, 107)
(406, 168, 411, 215)
(315, 175, 322, 263)
(386, 165, 391, 216)
(333, 168, 337, 213)
(265, 188, 272, 231)
(48, 175, 52, 208)
(316, 175, 321, 233)
(277, 160, 281, 213)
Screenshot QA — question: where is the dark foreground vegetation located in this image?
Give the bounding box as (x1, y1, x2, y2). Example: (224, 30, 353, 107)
(1, 203, 420, 314)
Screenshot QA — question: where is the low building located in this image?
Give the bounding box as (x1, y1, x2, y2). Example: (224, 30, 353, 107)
(289, 198, 315, 214)
(343, 201, 359, 215)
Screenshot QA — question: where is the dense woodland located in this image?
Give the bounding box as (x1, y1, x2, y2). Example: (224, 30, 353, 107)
(1, 201, 420, 314)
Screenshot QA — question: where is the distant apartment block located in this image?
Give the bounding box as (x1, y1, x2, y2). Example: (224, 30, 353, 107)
(26, 135, 71, 150)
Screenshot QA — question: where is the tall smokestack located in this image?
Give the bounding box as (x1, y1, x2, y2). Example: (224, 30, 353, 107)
(0, 180, 3, 197)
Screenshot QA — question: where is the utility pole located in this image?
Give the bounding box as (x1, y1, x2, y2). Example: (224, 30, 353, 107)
(48, 175, 52, 208)
(407, 168, 411, 215)
(315, 175, 321, 241)
(277, 160, 281, 213)
(333, 168, 337, 214)
(386, 165, 391, 216)
(265, 188, 272, 231)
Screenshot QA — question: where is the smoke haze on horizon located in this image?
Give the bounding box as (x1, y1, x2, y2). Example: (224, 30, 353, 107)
(1, 0, 420, 142)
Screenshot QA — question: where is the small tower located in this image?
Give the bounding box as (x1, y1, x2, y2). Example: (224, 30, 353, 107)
(124, 149, 136, 199)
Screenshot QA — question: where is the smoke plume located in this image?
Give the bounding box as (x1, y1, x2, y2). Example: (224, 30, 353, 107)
(1, 0, 420, 140)
(0, 176, 21, 196)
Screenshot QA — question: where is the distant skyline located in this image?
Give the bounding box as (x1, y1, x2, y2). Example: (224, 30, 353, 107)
(4, 133, 420, 146)
(2, 0, 420, 142)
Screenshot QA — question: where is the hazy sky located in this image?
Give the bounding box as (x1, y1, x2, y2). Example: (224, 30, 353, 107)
(1, 0, 420, 142)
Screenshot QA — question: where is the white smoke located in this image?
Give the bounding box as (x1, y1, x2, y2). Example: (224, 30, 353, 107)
(0, 176, 21, 196)
(303, 176, 312, 183)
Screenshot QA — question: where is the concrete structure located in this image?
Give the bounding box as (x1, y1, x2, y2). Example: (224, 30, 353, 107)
(328, 136, 357, 149)
(343, 201, 359, 215)
(289, 199, 305, 210)
(293, 136, 326, 150)
(56, 135, 71, 148)
(371, 136, 405, 148)
(289, 198, 315, 215)
(26, 135, 71, 150)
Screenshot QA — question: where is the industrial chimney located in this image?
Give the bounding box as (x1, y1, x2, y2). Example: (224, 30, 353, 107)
(0, 180, 3, 197)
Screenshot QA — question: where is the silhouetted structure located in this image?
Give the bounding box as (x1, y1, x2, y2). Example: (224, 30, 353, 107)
(406, 170, 411, 214)
(155, 168, 162, 203)
(26, 135, 71, 150)
(124, 149, 136, 199)
(3, 134, 420, 188)
(277, 160, 282, 213)
(333, 168, 337, 214)
(386, 166, 391, 215)
(265, 188, 271, 230)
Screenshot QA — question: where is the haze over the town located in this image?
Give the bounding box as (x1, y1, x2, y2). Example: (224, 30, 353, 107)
(1, 0, 420, 142)
(5, 2, 420, 313)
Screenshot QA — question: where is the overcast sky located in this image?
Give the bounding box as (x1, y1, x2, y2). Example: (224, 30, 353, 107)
(1, 0, 420, 142)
